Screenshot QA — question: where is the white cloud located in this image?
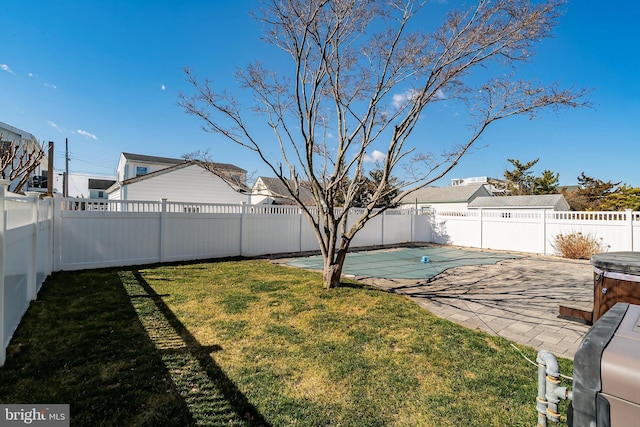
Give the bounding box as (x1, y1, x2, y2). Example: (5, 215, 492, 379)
(47, 120, 63, 132)
(44, 82, 57, 89)
(77, 129, 97, 140)
(1, 64, 14, 74)
(161, 84, 166, 91)
(392, 89, 419, 109)
(28, 72, 38, 77)
(364, 150, 386, 163)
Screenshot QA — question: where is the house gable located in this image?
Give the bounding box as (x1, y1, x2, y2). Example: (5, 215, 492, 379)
(116, 152, 247, 185)
(110, 161, 248, 204)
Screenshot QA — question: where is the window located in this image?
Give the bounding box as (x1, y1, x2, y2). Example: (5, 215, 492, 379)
(98, 191, 104, 198)
(136, 166, 148, 176)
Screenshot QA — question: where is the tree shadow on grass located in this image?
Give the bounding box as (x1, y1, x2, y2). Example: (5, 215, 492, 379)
(0, 268, 269, 427)
(0, 269, 196, 426)
(123, 270, 271, 427)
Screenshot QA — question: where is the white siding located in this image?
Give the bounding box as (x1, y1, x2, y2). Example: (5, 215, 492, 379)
(124, 164, 249, 204)
(108, 186, 121, 200)
(116, 154, 175, 182)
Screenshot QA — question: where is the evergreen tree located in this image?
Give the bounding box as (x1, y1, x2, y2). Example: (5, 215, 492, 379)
(564, 173, 620, 211)
(503, 158, 539, 195)
(598, 184, 640, 211)
(534, 170, 560, 195)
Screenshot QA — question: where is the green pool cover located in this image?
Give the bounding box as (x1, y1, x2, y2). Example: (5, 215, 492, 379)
(286, 246, 520, 279)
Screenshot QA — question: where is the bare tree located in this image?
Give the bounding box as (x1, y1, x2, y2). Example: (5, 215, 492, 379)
(180, 0, 588, 289)
(0, 133, 46, 194)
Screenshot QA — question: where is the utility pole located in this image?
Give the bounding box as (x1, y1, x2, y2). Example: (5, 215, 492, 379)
(64, 137, 69, 197)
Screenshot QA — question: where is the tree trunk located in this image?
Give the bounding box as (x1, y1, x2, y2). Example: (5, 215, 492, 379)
(322, 248, 348, 289)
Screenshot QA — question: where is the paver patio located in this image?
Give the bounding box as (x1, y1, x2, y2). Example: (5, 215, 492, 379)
(358, 254, 594, 359)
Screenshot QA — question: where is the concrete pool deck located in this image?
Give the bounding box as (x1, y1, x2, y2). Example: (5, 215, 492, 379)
(279, 248, 595, 360)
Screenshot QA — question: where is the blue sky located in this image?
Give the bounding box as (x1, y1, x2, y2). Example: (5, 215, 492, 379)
(1, 0, 639, 187)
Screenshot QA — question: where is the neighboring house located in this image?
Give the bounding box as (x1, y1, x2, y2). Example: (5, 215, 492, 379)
(88, 178, 116, 199)
(108, 152, 249, 204)
(49, 172, 116, 198)
(450, 176, 507, 196)
(0, 121, 48, 193)
(251, 176, 315, 205)
(396, 183, 491, 210)
(468, 194, 570, 211)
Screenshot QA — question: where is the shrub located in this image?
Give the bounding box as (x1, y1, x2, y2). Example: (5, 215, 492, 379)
(553, 231, 604, 259)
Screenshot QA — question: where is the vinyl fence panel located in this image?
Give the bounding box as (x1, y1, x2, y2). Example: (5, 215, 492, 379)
(1, 186, 53, 366)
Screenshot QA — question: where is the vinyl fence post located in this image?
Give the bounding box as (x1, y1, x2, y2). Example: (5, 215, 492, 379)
(0, 179, 9, 366)
(410, 209, 414, 243)
(541, 209, 548, 255)
(381, 210, 385, 246)
(160, 198, 168, 263)
(626, 209, 633, 251)
(25, 192, 40, 301)
(51, 195, 62, 271)
(299, 207, 303, 253)
(45, 196, 54, 276)
(239, 203, 246, 257)
(478, 208, 484, 249)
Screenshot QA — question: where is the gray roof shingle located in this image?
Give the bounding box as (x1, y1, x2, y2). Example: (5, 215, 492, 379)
(254, 177, 316, 205)
(468, 194, 569, 209)
(397, 184, 490, 204)
(88, 179, 116, 190)
(122, 152, 245, 173)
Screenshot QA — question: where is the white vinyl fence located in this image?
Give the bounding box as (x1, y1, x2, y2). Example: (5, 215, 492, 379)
(3, 189, 640, 366)
(0, 183, 53, 366)
(53, 198, 427, 271)
(429, 209, 640, 254)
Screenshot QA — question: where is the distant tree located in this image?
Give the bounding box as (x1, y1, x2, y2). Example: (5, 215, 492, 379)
(502, 158, 559, 195)
(309, 163, 400, 208)
(367, 166, 401, 208)
(0, 133, 45, 194)
(564, 172, 620, 211)
(503, 158, 539, 195)
(596, 184, 640, 211)
(181, 0, 587, 289)
(354, 163, 401, 208)
(534, 169, 560, 195)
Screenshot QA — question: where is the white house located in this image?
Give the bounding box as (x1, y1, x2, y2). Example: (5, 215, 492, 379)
(108, 153, 249, 204)
(251, 176, 315, 205)
(467, 194, 570, 211)
(88, 178, 116, 199)
(450, 176, 506, 196)
(396, 183, 492, 210)
(0, 121, 48, 193)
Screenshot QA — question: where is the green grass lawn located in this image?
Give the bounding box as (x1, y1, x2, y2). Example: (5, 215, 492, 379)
(0, 259, 572, 426)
